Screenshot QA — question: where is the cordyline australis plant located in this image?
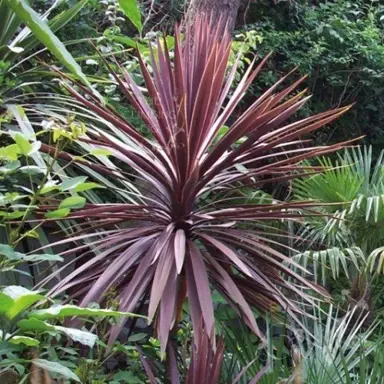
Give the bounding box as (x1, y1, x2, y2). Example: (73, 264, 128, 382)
(140, 323, 269, 383)
(36, 15, 351, 353)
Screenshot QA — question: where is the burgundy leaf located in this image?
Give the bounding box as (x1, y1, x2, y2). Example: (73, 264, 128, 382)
(38, 12, 351, 352)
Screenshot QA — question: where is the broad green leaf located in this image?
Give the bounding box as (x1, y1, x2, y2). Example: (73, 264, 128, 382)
(17, 318, 98, 347)
(18, 317, 55, 332)
(0, 244, 18, 260)
(59, 196, 86, 210)
(61, 176, 87, 191)
(118, 0, 142, 32)
(40, 181, 60, 194)
(4, 0, 92, 92)
(0, 292, 15, 314)
(74, 182, 103, 192)
(2, 286, 45, 319)
(0, 211, 25, 219)
(9, 336, 40, 346)
(55, 326, 98, 348)
(13, 133, 32, 155)
(45, 208, 70, 219)
(0, 246, 62, 262)
(30, 304, 144, 320)
(20, 165, 45, 175)
(0, 160, 21, 174)
(0, 144, 20, 161)
(31, 359, 80, 382)
(128, 333, 147, 342)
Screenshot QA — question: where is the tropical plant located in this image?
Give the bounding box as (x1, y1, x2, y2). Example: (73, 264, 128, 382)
(32, 14, 352, 355)
(0, 0, 91, 92)
(294, 305, 379, 384)
(292, 146, 384, 284)
(0, 0, 144, 101)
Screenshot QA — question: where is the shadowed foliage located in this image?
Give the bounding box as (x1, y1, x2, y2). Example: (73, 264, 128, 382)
(140, 321, 269, 383)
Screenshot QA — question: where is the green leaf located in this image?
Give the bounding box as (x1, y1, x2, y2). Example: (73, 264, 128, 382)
(18, 317, 55, 332)
(1, 286, 45, 319)
(89, 148, 112, 156)
(19, 0, 89, 53)
(9, 336, 40, 346)
(18, 318, 98, 347)
(24, 229, 39, 239)
(74, 182, 103, 192)
(0, 246, 60, 263)
(4, 0, 93, 92)
(118, 0, 142, 32)
(31, 359, 80, 382)
(45, 208, 70, 219)
(0, 244, 18, 260)
(13, 133, 32, 155)
(54, 326, 98, 348)
(22, 253, 63, 262)
(40, 181, 60, 194)
(0, 160, 21, 174)
(0, 211, 26, 219)
(59, 196, 86, 210)
(61, 176, 87, 191)
(30, 304, 144, 320)
(128, 333, 147, 342)
(0, 292, 15, 314)
(20, 165, 44, 175)
(113, 371, 144, 383)
(0, 145, 20, 161)
(109, 35, 146, 51)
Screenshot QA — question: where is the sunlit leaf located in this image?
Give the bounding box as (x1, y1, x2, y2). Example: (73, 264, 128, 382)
(45, 208, 70, 218)
(13, 133, 32, 155)
(31, 359, 80, 382)
(1, 286, 45, 319)
(30, 304, 144, 320)
(59, 196, 86, 210)
(74, 182, 103, 192)
(18, 318, 98, 347)
(61, 176, 88, 191)
(8, 335, 40, 346)
(118, 0, 142, 32)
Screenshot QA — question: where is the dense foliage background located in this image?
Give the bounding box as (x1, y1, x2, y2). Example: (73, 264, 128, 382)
(243, 0, 384, 147)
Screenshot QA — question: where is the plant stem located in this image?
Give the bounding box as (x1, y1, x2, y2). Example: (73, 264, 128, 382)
(12, 141, 62, 249)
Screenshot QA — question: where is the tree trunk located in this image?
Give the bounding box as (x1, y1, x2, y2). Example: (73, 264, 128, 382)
(186, 0, 242, 33)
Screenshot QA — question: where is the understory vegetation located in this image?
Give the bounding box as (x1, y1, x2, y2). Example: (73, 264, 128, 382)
(1, 0, 384, 383)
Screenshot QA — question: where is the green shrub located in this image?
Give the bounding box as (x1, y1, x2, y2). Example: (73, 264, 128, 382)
(243, 0, 384, 147)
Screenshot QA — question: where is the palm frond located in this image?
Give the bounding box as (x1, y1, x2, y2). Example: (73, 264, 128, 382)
(296, 305, 378, 384)
(292, 247, 365, 285)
